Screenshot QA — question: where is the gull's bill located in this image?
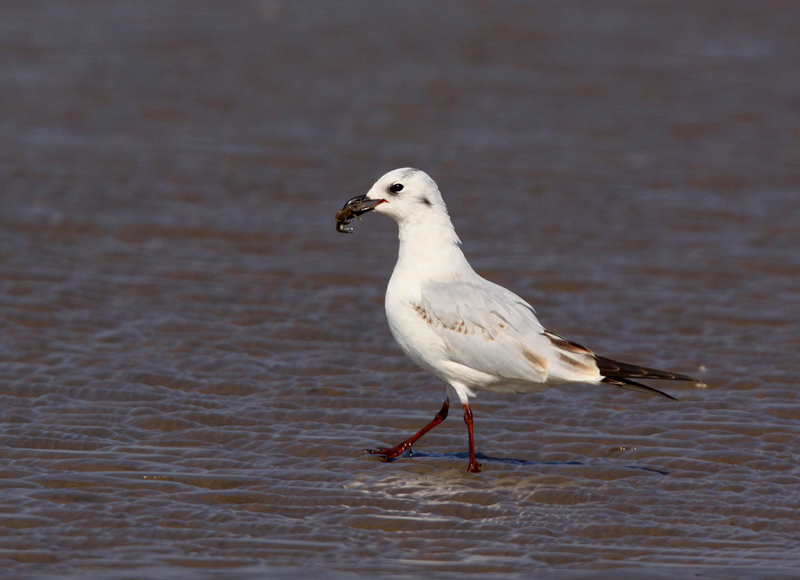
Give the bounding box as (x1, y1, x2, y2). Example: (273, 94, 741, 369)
(335, 194, 386, 233)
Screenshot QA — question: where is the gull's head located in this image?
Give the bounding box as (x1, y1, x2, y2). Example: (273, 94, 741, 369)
(364, 168, 447, 225)
(335, 168, 452, 235)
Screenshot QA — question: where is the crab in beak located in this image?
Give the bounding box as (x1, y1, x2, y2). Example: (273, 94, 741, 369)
(335, 194, 386, 233)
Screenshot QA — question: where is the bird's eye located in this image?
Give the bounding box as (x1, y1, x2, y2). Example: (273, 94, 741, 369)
(389, 183, 404, 193)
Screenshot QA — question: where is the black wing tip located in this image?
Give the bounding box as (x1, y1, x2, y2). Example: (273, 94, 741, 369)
(602, 377, 679, 401)
(596, 356, 699, 383)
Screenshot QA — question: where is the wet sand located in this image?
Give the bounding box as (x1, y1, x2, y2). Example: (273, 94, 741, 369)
(1, 1, 799, 578)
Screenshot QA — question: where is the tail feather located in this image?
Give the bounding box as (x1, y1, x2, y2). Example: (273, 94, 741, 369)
(596, 355, 698, 401)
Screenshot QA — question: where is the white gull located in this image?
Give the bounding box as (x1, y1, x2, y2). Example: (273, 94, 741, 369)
(337, 168, 697, 473)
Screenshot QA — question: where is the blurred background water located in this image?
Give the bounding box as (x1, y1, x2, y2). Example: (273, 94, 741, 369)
(1, 1, 799, 579)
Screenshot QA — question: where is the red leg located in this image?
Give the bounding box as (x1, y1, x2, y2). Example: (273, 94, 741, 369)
(463, 403, 482, 473)
(367, 399, 450, 461)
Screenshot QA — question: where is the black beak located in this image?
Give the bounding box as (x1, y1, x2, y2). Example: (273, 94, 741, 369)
(335, 194, 386, 233)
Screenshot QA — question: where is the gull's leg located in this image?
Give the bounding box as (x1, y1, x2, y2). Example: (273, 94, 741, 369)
(462, 402, 482, 473)
(367, 399, 450, 461)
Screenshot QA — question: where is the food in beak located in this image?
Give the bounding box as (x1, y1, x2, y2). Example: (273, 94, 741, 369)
(335, 195, 385, 233)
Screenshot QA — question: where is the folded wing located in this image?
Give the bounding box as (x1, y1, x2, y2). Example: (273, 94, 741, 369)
(418, 280, 603, 386)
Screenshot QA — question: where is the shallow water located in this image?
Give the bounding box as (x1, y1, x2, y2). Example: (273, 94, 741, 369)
(1, 1, 800, 579)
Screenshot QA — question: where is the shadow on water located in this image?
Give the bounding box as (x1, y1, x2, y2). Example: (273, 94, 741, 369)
(383, 450, 670, 476)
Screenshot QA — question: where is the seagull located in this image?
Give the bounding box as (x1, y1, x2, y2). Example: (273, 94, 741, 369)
(336, 168, 698, 473)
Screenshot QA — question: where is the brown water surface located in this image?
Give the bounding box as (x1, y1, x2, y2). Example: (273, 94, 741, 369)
(1, 1, 799, 579)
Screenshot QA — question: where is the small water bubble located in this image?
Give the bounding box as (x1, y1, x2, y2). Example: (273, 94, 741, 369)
(608, 446, 637, 454)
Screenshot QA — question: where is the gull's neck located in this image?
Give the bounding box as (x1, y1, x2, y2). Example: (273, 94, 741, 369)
(394, 212, 472, 282)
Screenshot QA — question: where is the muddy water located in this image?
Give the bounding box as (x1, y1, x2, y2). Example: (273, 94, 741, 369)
(1, 1, 800, 579)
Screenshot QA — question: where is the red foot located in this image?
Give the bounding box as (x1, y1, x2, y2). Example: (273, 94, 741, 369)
(467, 460, 482, 473)
(366, 444, 410, 461)
(366, 400, 450, 463)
